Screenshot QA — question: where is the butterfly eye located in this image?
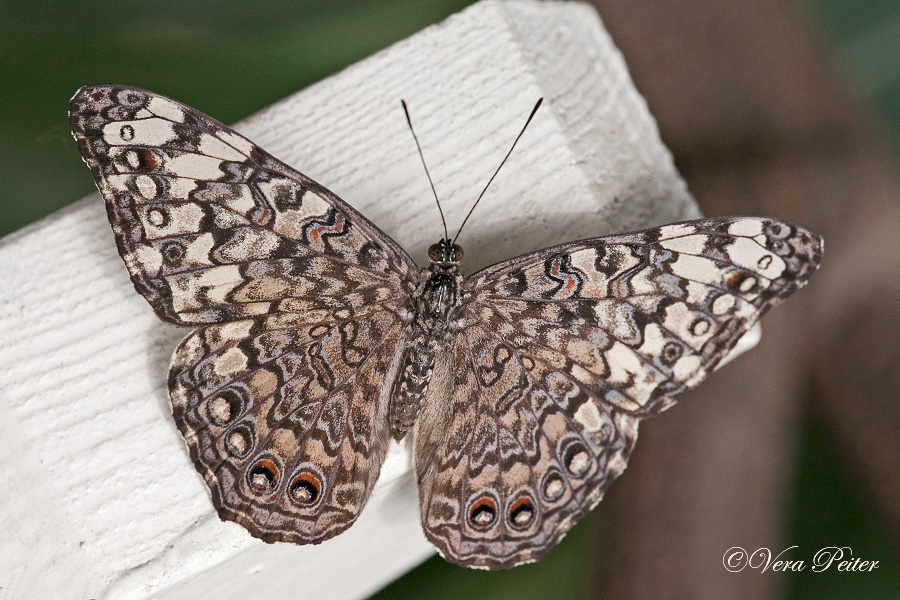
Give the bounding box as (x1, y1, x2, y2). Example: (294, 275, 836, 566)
(451, 244, 464, 261)
(289, 471, 322, 506)
(690, 317, 711, 336)
(224, 425, 254, 458)
(206, 388, 246, 426)
(119, 124, 135, 141)
(161, 241, 186, 267)
(541, 470, 566, 502)
(726, 272, 757, 293)
(660, 341, 683, 365)
(145, 206, 170, 228)
(561, 441, 591, 478)
(428, 243, 443, 261)
(247, 458, 280, 493)
(766, 222, 790, 239)
(468, 496, 498, 529)
(508, 494, 536, 529)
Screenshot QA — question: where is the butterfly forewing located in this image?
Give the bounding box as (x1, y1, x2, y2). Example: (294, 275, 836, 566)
(415, 217, 822, 567)
(69, 85, 419, 543)
(68, 85, 420, 324)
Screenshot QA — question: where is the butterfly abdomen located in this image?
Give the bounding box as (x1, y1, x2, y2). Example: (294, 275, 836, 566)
(389, 259, 464, 439)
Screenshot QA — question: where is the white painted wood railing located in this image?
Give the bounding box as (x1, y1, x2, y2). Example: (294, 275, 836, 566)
(0, 1, 757, 598)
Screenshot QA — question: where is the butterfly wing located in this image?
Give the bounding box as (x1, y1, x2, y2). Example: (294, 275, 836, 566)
(168, 307, 403, 543)
(69, 85, 419, 324)
(70, 85, 418, 542)
(415, 217, 822, 567)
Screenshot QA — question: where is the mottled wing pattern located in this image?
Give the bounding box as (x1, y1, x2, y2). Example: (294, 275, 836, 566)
(415, 322, 638, 569)
(69, 85, 419, 324)
(169, 306, 403, 543)
(69, 85, 418, 543)
(416, 217, 822, 567)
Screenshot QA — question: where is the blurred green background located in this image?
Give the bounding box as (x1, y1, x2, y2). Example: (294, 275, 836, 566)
(1, 1, 898, 598)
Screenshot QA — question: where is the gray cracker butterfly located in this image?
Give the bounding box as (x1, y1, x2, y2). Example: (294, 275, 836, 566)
(69, 85, 822, 569)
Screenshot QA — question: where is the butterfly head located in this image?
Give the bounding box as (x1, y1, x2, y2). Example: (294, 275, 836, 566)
(428, 239, 464, 266)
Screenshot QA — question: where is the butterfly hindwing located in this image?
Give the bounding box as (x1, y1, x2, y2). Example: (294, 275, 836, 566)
(415, 217, 822, 567)
(169, 306, 404, 543)
(415, 321, 638, 568)
(69, 85, 419, 543)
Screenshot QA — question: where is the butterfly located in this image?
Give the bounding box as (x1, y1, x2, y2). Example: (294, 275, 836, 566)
(69, 85, 823, 569)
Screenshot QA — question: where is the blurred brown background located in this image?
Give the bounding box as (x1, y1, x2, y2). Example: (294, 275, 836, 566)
(1, 0, 898, 598)
(588, 1, 900, 598)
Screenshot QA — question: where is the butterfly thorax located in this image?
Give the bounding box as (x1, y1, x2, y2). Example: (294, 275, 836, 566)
(389, 240, 465, 440)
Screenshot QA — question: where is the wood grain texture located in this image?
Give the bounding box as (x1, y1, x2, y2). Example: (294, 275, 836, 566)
(0, 0, 725, 597)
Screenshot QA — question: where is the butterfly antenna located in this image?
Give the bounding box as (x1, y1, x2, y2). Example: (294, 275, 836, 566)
(452, 97, 543, 246)
(402, 99, 449, 242)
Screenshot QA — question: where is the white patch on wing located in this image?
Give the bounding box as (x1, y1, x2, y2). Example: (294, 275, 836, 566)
(660, 234, 708, 255)
(171, 264, 243, 310)
(169, 177, 198, 199)
(218, 319, 255, 341)
(728, 219, 764, 237)
(669, 254, 721, 284)
(217, 130, 256, 156)
(659, 223, 697, 238)
(606, 341, 662, 406)
(126, 150, 140, 168)
(103, 118, 176, 146)
(127, 245, 163, 275)
(712, 294, 736, 315)
(664, 302, 714, 350)
(238, 302, 271, 316)
(734, 299, 757, 319)
(673, 354, 703, 382)
(219, 185, 256, 214)
(726, 238, 786, 279)
(273, 192, 332, 237)
(606, 452, 627, 477)
(166, 153, 226, 180)
(574, 401, 604, 432)
(638, 323, 667, 357)
(593, 300, 638, 342)
(104, 174, 130, 193)
(184, 233, 215, 266)
(625, 265, 658, 296)
(147, 96, 186, 122)
(217, 228, 281, 262)
(569, 249, 607, 297)
(570, 362, 594, 383)
(198, 133, 247, 161)
(566, 339, 607, 376)
(685, 281, 710, 305)
(135, 174, 157, 199)
(142, 203, 204, 239)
